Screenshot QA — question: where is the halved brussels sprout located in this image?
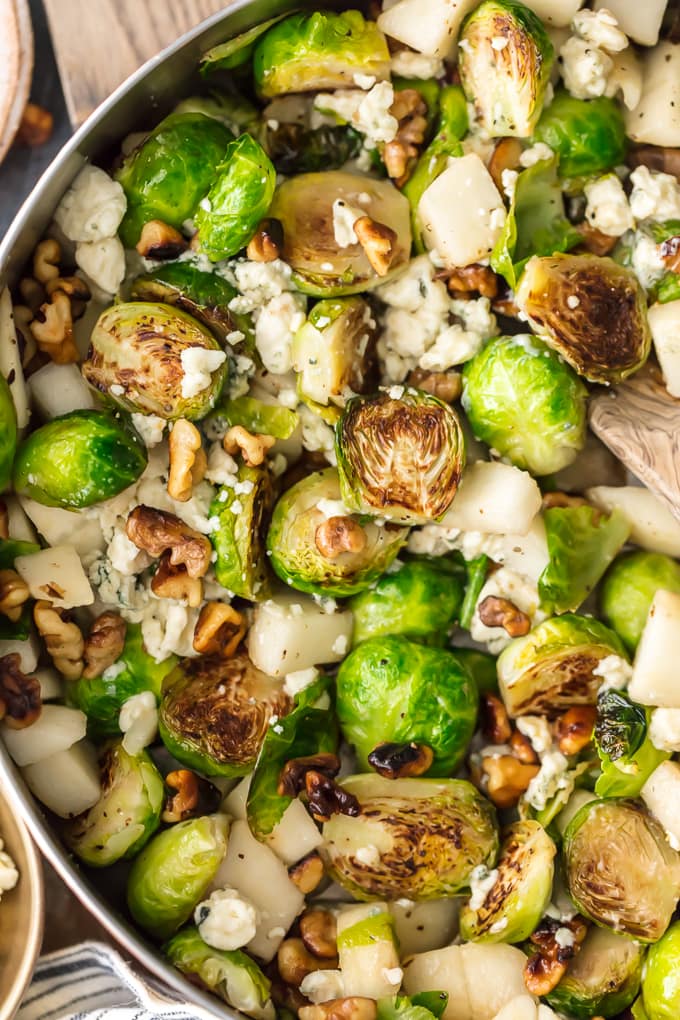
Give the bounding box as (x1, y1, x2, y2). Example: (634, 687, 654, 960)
(217, 396, 298, 440)
(516, 254, 652, 384)
(292, 297, 377, 411)
(601, 551, 680, 653)
(642, 921, 680, 1020)
(269, 172, 412, 297)
(266, 121, 363, 175)
(462, 335, 587, 477)
(564, 798, 680, 942)
(210, 465, 274, 601)
(497, 614, 628, 718)
(267, 467, 408, 597)
(115, 113, 234, 247)
(12, 410, 147, 509)
(0, 372, 16, 492)
(534, 90, 627, 179)
(336, 635, 477, 776)
(173, 91, 260, 134)
(63, 742, 163, 867)
(164, 927, 274, 1020)
(594, 690, 669, 798)
(158, 653, 291, 776)
(253, 11, 391, 97)
(127, 814, 228, 940)
(547, 925, 644, 1019)
(83, 302, 228, 420)
(459, 0, 554, 137)
(195, 134, 276, 261)
(336, 389, 465, 525)
(459, 820, 555, 944)
(322, 775, 498, 901)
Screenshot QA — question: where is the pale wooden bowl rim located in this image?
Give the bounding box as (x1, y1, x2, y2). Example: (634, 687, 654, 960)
(0, 0, 34, 166)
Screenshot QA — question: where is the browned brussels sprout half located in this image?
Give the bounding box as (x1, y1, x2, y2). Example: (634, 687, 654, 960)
(336, 389, 466, 524)
(516, 254, 652, 384)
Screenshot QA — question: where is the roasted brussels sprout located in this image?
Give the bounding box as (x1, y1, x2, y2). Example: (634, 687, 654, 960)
(13, 410, 147, 509)
(292, 297, 377, 411)
(63, 742, 163, 867)
(83, 302, 228, 420)
(158, 653, 291, 777)
(564, 798, 680, 942)
(269, 172, 411, 296)
(641, 921, 680, 1020)
(594, 690, 669, 799)
(348, 558, 464, 645)
(534, 89, 627, 179)
(547, 925, 644, 1019)
(459, 820, 555, 944)
(459, 0, 554, 138)
(601, 551, 680, 653)
(337, 635, 477, 776)
(195, 134, 276, 261)
(266, 121, 363, 175)
(0, 372, 16, 492)
(267, 468, 408, 597)
(200, 14, 290, 74)
(336, 390, 465, 525)
(127, 814, 228, 940)
(462, 335, 587, 477)
(452, 647, 499, 695)
(516, 254, 652, 384)
(115, 113, 234, 247)
(497, 614, 628, 718)
(173, 91, 260, 134)
(165, 927, 274, 1020)
(210, 465, 274, 601)
(216, 396, 298, 440)
(253, 11, 391, 97)
(322, 775, 498, 901)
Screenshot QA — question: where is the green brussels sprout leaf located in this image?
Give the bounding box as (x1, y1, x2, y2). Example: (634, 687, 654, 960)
(0, 604, 32, 641)
(0, 539, 40, 569)
(459, 555, 491, 631)
(594, 690, 669, 798)
(0, 372, 17, 492)
(377, 995, 448, 1020)
(534, 90, 626, 179)
(451, 647, 498, 694)
(210, 464, 274, 600)
(266, 122, 363, 175)
(601, 550, 680, 652)
(173, 90, 261, 134)
(200, 14, 291, 74)
(216, 395, 298, 440)
(547, 924, 644, 1019)
(641, 920, 680, 1020)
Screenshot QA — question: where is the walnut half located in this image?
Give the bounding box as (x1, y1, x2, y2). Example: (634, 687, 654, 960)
(83, 611, 126, 680)
(126, 505, 212, 578)
(0, 654, 42, 729)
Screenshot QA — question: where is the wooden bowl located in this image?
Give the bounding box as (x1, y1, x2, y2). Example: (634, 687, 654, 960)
(0, 0, 33, 165)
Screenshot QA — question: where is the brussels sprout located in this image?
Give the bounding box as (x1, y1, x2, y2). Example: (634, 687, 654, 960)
(292, 297, 378, 411)
(63, 742, 163, 867)
(0, 373, 16, 492)
(641, 920, 680, 1020)
(594, 690, 669, 799)
(462, 335, 587, 477)
(322, 775, 498, 900)
(173, 91, 260, 134)
(13, 410, 147, 509)
(459, 820, 555, 944)
(546, 924, 644, 1019)
(459, 0, 554, 138)
(564, 798, 680, 942)
(336, 390, 465, 525)
(217, 396, 298, 441)
(459, 555, 491, 631)
(267, 468, 408, 597)
(158, 653, 291, 777)
(336, 635, 477, 777)
(266, 122, 363, 175)
(601, 551, 680, 653)
(451, 647, 498, 694)
(68, 624, 177, 738)
(200, 14, 290, 74)
(269, 172, 412, 297)
(115, 113, 234, 247)
(164, 927, 274, 1020)
(209, 464, 273, 601)
(497, 614, 628, 718)
(377, 995, 447, 1020)
(127, 814, 228, 939)
(539, 503, 632, 615)
(195, 134, 276, 261)
(516, 254, 652, 384)
(253, 11, 391, 98)
(534, 89, 627, 179)
(83, 302, 228, 420)
(348, 558, 464, 645)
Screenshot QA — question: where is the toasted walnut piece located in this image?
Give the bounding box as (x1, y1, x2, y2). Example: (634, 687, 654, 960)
(509, 728, 539, 765)
(0, 501, 8, 540)
(305, 771, 361, 823)
(162, 768, 221, 824)
(193, 602, 246, 657)
(481, 755, 540, 809)
(524, 950, 569, 997)
(126, 505, 212, 579)
(353, 216, 399, 277)
(367, 741, 434, 779)
(384, 89, 428, 186)
(247, 218, 284, 262)
(541, 491, 589, 511)
(444, 265, 499, 299)
(45, 275, 91, 301)
(223, 425, 275, 467)
(488, 137, 523, 192)
(278, 753, 341, 798)
(478, 596, 531, 638)
(299, 998, 378, 1020)
(136, 220, 188, 260)
(168, 419, 207, 502)
(300, 908, 338, 960)
(407, 368, 462, 403)
(555, 706, 597, 756)
(33, 601, 84, 680)
(277, 938, 338, 987)
(19, 277, 47, 315)
(289, 851, 325, 895)
(30, 291, 78, 364)
(315, 517, 366, 560)
(576, 222, 618, 257)
(629, 144, 680, 179)
(480, 693, 512, 745)
(151, 553, 203, 607)
(16, 103, 54, 147)
(0, 569, 30, 623)
(660, 234, 680, 273)
(0, 655, 41, 728)
(492, 294, 521, 318)
(525, 915, 589, 996)
(82, 611, 126, 680)
(32, 239, 61, 284)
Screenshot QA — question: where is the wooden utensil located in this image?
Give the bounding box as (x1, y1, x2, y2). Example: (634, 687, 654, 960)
(0, 0, 33, 163)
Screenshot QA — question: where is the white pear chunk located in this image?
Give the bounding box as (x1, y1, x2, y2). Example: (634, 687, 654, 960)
(34, 668, 64, 701)
(223, 776, 323, 865)
(14, 544, 94, 610)
(586, 486, 680, 559)
(629, 590, 680, 708)
(594, 0, 667, 45)
(378, 0, 478, 57)
(2, 704, 88, 766)
(0, 288, 30, 429)
(28, 361, 96, 419)
(337, 902, 401, 999)
(247, 593, 353, 676)
(521, 0, 584, 26)
(641, 761, 680, 849)
(21, 739, 101, 818)
(19, 496, 105, 558)
(3, 496, 36, 542)
(648, 301, 680, 399)
(626, 43, 680, 146)
(441, 462, 542, 536)
(390, 898, 461, 957)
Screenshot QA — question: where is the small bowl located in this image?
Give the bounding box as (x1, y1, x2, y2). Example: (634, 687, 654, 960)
(0, 788, 44, 1020)
(0, 0, 33, 165)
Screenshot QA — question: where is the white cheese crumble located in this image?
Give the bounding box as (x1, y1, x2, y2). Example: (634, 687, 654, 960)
(524, 750, 571, 811)
(470, 567, 544, 655)
(54, 165, 127, 242)
(102, 660, 126, 681)
(501, 168, 519, 202)
(0, 839, 18, 895)
(554, 926, 576, 949)
(630, 166, 680, 222)
(592, 654, 633, 692)
(107, 528, 151, 576)
(332, 634, 349, 656)
(205, 443, 238, 485)
(517, 716, 554, 756)
(283, 667, 319, 698)
(254, 292, 306, 374)
(468, 865, 499, 911)
(649, 708, 680, 752)
(332, 199, 364, 248)
(130, 413, 166, 448)
(140, 600, 201, 662)
(519, 143, 554, 168)
(382, 967, 403, 987)
(572, 8, 628, 53)
(180, 347, 227, 399)
(194, 888, 259, 951)
(355, 844, 382, 867)
(584, 174, 635, 237)
(353, 73, 376, 90)
(230, 259, 295, 314)
(390, 51, 444, 80)
(75, 236, 126, 294)
(299, 970, 345, 1004)
(560, 36, 613, 99)
(313, 82, 398, 146)
(298, 405, 336, 464)
(317, 498, 350, 520)
(119, 691, 158, 755)
(631, 233, 667, 290)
